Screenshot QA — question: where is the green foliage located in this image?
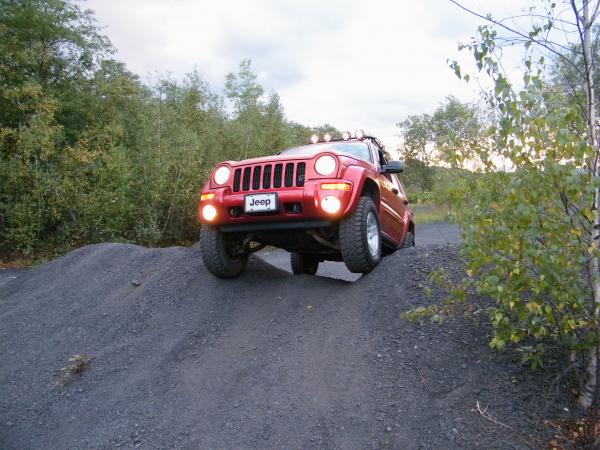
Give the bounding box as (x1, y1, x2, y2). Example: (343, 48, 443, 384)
(397, 96, 484, 192)
(0, 1, 331, 256)
(402, 268, 469, 324)
(397, 113, 435, 191)
(446, 23, 598, 371)
(409, 191, 434, 204)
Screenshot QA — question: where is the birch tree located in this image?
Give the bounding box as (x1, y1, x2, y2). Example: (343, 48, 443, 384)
(448, 0, 600, 409)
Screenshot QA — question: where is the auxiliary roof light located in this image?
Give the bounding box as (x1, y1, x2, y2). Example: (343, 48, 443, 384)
(323, 133, 332, 142)
(355, 129, 365, 140)
(310, 134, 319, 144)
(342, 131, 351, 141)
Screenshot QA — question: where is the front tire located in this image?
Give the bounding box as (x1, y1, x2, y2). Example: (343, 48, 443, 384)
(199, 225, 248, 278)
(339, 196, 382, 273)
(290, 253, 319, 275)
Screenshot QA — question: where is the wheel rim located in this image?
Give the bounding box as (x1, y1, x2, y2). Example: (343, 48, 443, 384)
(366, 212, 380, 258)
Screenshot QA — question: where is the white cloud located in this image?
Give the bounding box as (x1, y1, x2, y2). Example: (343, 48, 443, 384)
(85, 0, 530, 149)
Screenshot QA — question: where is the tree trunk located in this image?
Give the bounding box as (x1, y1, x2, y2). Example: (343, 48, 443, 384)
(580, 0, 600, 410)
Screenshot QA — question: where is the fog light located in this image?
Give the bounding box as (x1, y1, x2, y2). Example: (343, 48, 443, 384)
(202, 204, 217, 221)
(321, 196, 341, 214)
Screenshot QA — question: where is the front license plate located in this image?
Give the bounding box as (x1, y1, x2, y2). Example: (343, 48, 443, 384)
(244, 193, 278, 213)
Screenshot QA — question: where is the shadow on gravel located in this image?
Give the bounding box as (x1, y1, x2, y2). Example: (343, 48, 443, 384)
(0, 241, 551, 449)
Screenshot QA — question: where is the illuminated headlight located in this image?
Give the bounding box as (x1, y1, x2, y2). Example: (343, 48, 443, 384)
(323, 133, 332, 142)
(314, 155, 337, 176)
(202, 204, 217, 221)
(321, 196, 341, 214)
(213, 166, 230, 185)
(310, 134, 319, 144)
(355, 129, 365, 140)
(342, 131, 351, 140)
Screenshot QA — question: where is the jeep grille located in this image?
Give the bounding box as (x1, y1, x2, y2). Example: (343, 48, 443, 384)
(232, 162, 306, 192)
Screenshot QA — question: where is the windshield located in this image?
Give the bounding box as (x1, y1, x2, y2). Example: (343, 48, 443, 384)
(279, 142, 372, 163)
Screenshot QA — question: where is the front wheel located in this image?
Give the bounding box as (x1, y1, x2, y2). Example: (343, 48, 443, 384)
(339, 196, 382, 273)
(199, 225, 248, 278)
(290, 253, 319, 275)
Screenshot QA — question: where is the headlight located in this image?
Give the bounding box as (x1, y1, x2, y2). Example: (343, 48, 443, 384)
(213, 166, 230, 185)
(314, 155, 337, 176)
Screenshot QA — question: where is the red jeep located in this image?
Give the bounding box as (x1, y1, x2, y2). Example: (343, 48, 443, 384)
(197, 130, 414, 278)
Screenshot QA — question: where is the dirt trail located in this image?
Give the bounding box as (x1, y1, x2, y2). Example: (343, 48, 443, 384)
(0, 224, 550, 449)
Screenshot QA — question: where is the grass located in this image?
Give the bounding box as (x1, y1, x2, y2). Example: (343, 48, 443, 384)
(411, 203, 452, 224)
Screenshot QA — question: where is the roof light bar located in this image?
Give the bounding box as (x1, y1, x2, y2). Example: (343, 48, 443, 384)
(309, 129, 368, 144)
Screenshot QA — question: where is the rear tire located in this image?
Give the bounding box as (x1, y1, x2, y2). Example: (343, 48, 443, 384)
(199, 225, 248, 278)
(290, 253, 319, 275)
(339, 196, 381, 273)
(401, 230, 415, 248)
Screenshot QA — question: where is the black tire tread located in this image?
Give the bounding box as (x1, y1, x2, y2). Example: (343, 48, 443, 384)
(339, 196, 381, 273)
(401, 230, 415, 248)
(199, 225, 247, 278)
(290, 253, 319, 275)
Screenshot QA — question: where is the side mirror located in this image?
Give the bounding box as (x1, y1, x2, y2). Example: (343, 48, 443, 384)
(381, 160, 404, 174)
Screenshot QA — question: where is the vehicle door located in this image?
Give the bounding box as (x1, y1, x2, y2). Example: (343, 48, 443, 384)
(372, 144, 405, 244)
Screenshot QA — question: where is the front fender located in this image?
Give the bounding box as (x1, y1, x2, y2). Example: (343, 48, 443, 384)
(341, 166, 379, 216)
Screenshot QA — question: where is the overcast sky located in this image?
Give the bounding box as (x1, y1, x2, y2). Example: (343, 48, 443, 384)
(85, 0, 528, 149)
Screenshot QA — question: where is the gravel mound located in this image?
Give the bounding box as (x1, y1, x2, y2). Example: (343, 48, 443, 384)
(0, 241, 553, 449)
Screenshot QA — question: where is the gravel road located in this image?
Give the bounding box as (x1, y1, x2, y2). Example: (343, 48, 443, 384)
(0, 222, 554, 449)
(260, 221, 461, 282)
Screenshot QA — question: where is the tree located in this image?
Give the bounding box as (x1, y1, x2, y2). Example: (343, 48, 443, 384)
(397, 113, 435, 191)
(431, 96, 483, 166)
(448, 0, 600, 409)
(0, 0, 342, 257)
(397, 96, 482, 192)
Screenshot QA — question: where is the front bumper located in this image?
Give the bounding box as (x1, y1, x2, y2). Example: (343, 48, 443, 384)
(198, 179, 355, 228)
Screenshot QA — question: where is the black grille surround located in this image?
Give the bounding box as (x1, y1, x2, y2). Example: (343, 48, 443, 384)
(232, 162, 306, 193)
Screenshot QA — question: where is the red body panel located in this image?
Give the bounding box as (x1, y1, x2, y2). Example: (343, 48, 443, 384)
(198, 147, 413, 246)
